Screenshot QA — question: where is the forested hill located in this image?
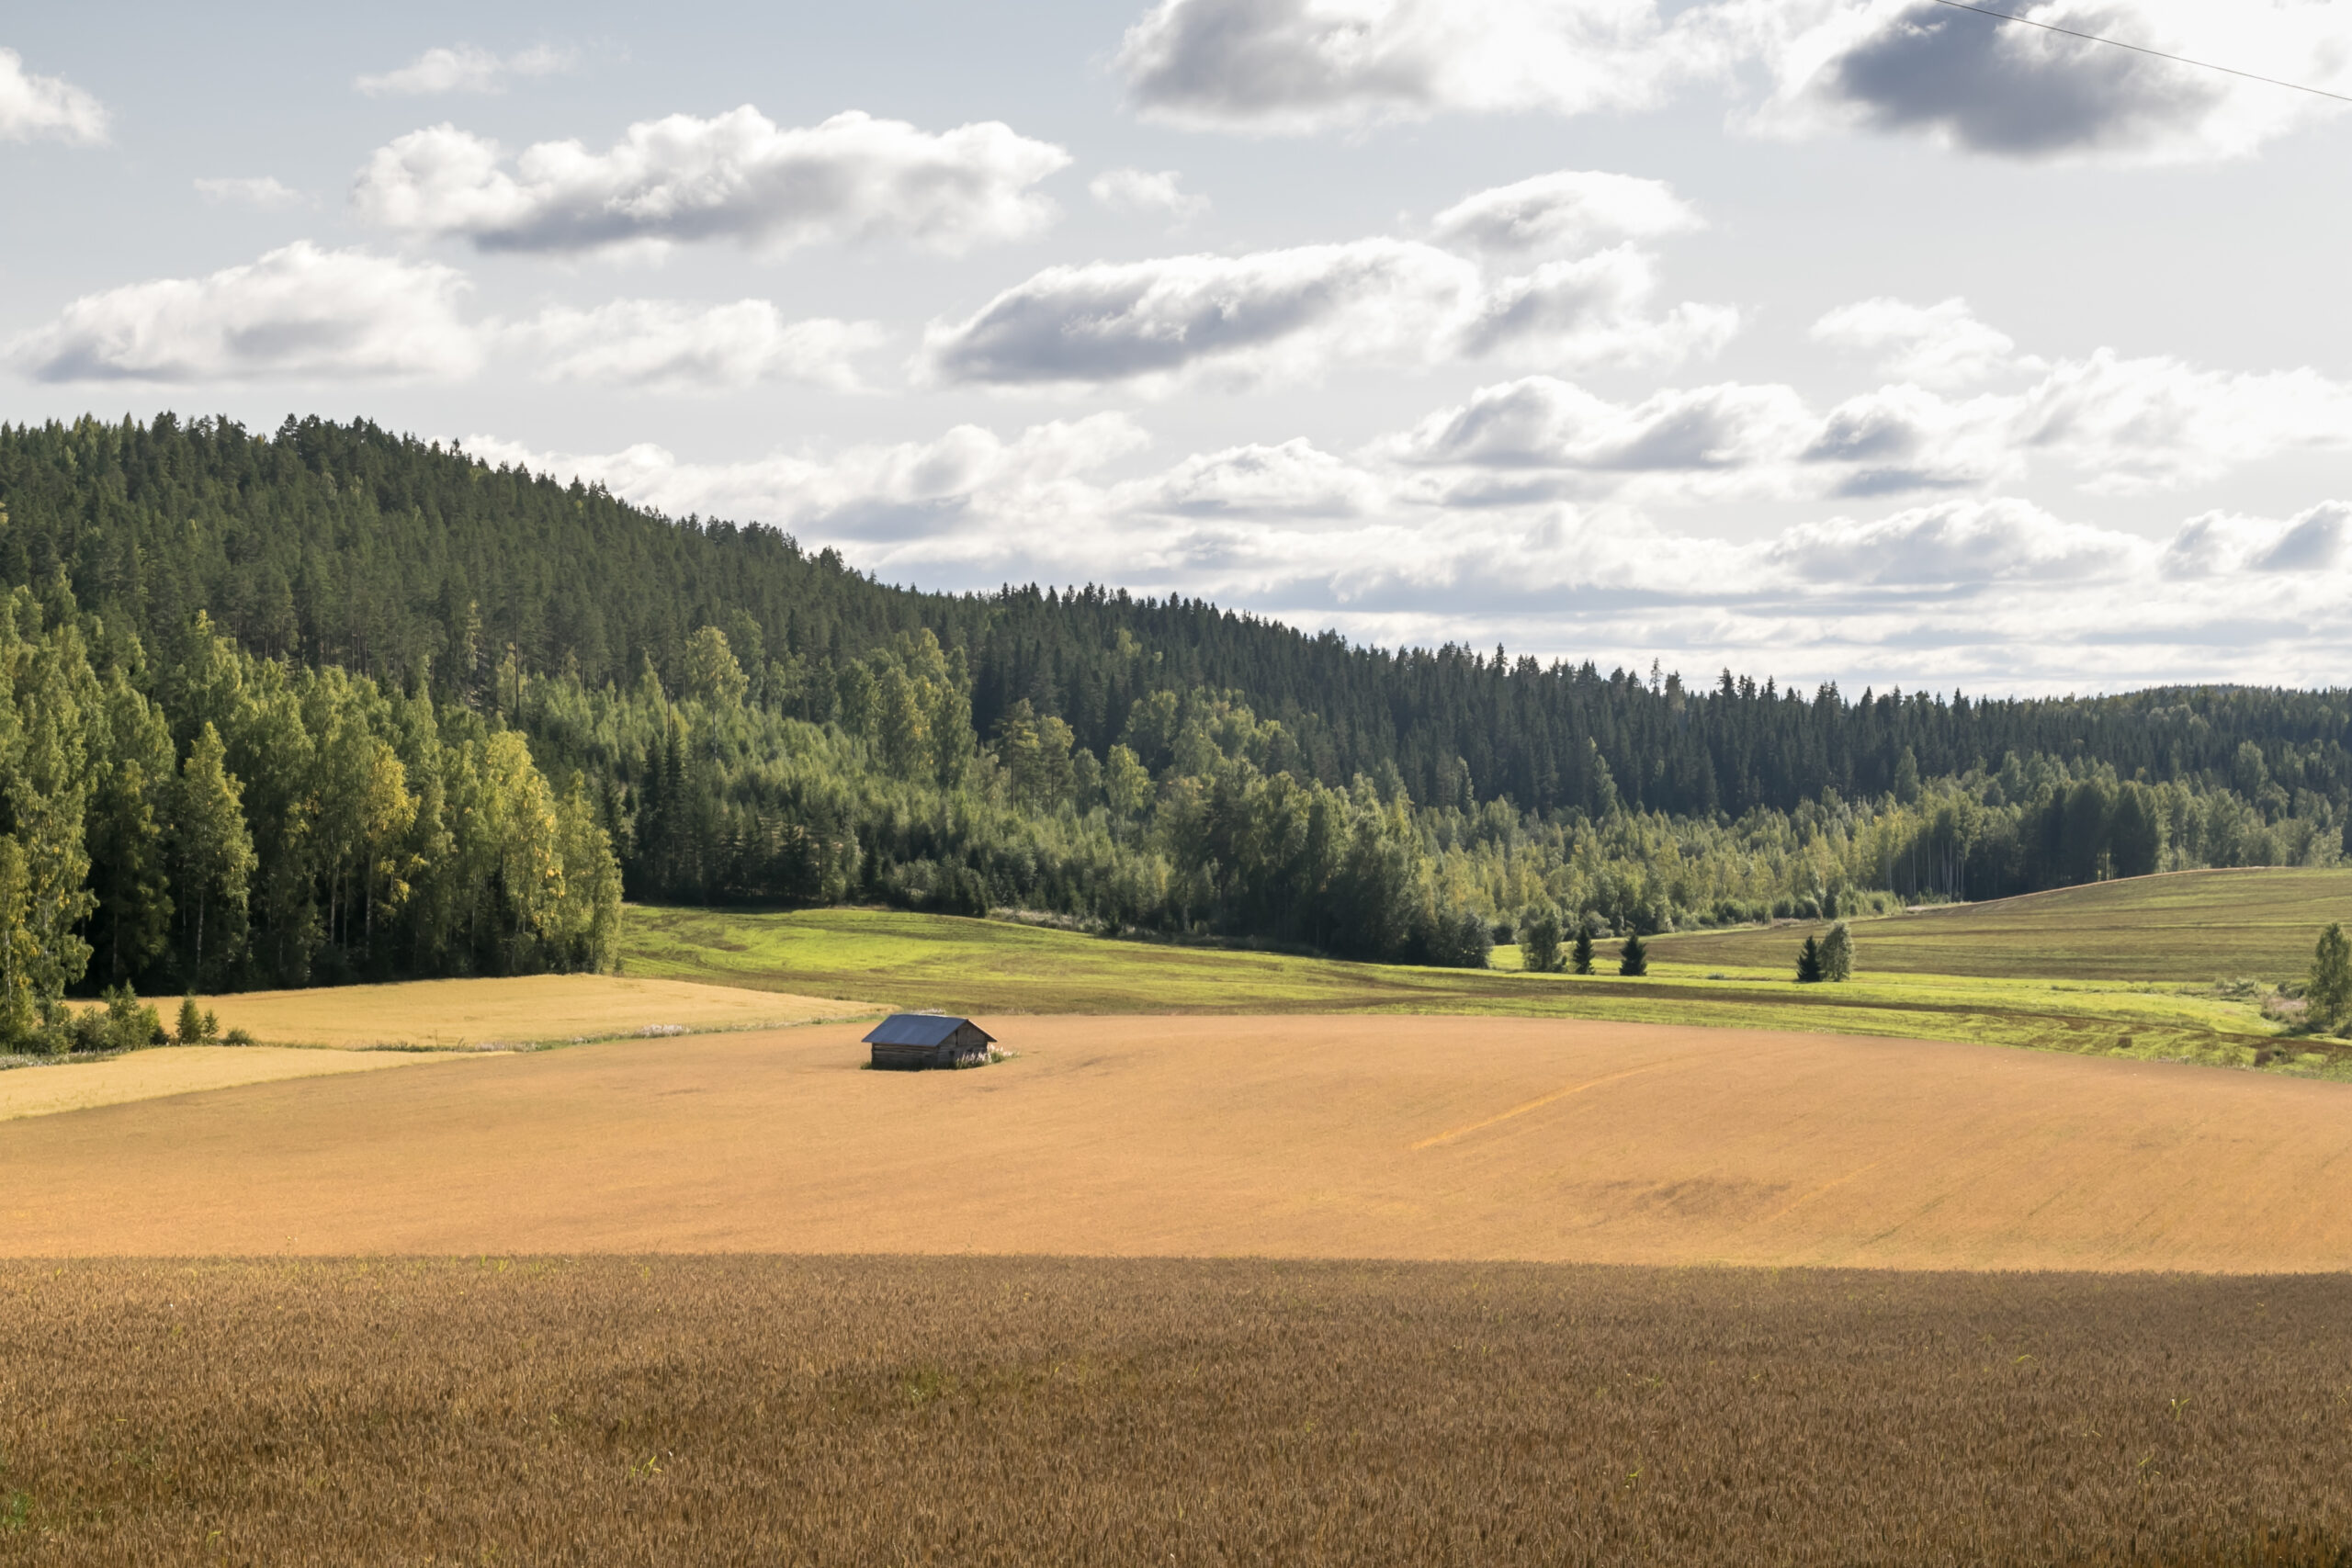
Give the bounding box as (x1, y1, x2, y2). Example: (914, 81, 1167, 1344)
(7, 412, 2352, 823)
(0, 410, 2343, 1029)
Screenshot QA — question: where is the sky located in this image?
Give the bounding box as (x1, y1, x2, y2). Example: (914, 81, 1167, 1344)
(6, 0, 2352, 695)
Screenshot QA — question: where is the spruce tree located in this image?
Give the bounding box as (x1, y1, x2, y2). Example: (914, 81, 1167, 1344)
(1618, 932, 1647, 976)
(1795, 935, 1825, 984)
(2307, 921, 2352, 1033)
(1821, 919, 1853, 982)
(1571, 923, 1595, 976)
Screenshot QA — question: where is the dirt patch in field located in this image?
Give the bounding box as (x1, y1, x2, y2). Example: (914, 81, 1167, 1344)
(138, 974, 876, 1049)
(4, 1015, 2349, 1269)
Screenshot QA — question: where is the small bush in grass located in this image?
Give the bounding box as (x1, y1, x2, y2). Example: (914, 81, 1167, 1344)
(1795, 936, 1825, 984)
(68, 1008, 109, 1053)
(1517, 907, 1565, 974)
(1571, 922, 1596, 976)
(1425, 909, 1493, 971)
(1619, 933, 1648, 977)
(101, 985, 164, 1051)
(176, 996, 220, 1045)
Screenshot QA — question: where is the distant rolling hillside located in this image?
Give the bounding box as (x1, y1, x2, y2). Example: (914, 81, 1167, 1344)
(1649, 866, 2352, 981)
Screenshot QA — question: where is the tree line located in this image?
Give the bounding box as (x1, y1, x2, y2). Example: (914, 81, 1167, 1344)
(510, 626, 2332, 961)
(9, 413, 2352, 830)
(0, 575, 618, 1048)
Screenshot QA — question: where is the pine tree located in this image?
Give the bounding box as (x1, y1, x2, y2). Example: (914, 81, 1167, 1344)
(1571, 923, 1595, 976)
(1618, 932, 1647, 976)
(2307, 921, 2352, 1034)
(1795, 934, 1825, 983)
(1821, 919, 1853, 982)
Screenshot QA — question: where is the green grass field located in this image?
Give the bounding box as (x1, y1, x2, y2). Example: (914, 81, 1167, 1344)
(1649, 866, 2352, 980)
(621, 870, 2351, 1077)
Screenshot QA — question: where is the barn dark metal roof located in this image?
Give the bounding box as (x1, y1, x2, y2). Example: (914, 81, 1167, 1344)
(862, 1013, 994, 1047)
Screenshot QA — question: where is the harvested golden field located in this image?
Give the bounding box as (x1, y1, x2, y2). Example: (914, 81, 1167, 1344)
(0, 1045, 471, 1122)
(6, 1016, 2349, 1270)
(3, 1256, 2350, 1567)
(148, 973, 875, 1048)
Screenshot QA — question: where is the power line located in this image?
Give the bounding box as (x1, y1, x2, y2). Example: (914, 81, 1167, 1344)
(1926, 0, 2352, 106)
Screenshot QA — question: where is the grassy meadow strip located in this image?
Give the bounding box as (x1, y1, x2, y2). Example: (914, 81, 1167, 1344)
(1649, 866, 2352, 980)
(621, 905, 2330, 1075)
(3, 1256, 2350, 1566)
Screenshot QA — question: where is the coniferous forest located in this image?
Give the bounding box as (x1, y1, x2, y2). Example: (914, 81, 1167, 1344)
(0, 412, 2346, 1038)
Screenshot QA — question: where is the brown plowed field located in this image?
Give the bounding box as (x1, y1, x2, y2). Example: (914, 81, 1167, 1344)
(5, 1015, 2349, 1269)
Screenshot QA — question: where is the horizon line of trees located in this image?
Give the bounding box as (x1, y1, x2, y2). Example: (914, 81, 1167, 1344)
(7, 412, 2352, 830)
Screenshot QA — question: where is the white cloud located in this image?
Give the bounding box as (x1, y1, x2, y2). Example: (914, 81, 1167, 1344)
(506, 299, 886, 390)
(2013, 350, 2352, 491)
(193, 175, 308, 210)
(1386, 376, 1814, 487)
(10, 242, 479, 383)
(0, 47, 107, 144)
(353, 107, 1070, 257)
(1114, 0, 1722, 132)
(1114, 0, 2352, 164)
(1802, 382, 2019, 493)
(1375, 338, 2352, 504)
(1459, 249, 1737, 363)
(1810, 296, 2031, 386)
(1430, 170, 1701, 257)
(461, 414, 1152, 563)
(1090, 167, 1211, 224)
(355, 43, 578, 96)
(1122, 438, 1391, 518)
(1739, 0, 2352, 163)
(1767, 495, 2147, 584)
(922, 238, 1733, 391)
(922, 241, 1476, 389)
(2163, 502, 2352, 577)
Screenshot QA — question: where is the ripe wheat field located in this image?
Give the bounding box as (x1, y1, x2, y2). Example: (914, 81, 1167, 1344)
(3, 1255, 2349, 1566)
(6, 1015, 2348, 1269)
(150, 973, 872, 1049)
(0, 1044, 463, 1122)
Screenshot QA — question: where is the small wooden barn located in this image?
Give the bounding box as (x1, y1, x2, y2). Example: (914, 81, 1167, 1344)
(864, 1013, 997, 1070)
